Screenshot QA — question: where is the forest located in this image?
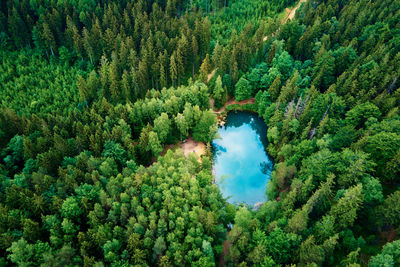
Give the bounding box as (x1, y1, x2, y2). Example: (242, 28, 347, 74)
(0, 0, 399, 266)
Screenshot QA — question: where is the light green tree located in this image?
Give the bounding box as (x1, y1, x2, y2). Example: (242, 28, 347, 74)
(234, 77, 252, 101)
(148, 131, 163, 156)
(193, 110, 217, 142)
(329, 184, 364, 230)
(175, 113, 189, 140)
(154, 113, 171, 143)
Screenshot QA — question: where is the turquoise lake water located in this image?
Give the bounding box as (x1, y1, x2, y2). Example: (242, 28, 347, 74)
(212, 111, 273, 206)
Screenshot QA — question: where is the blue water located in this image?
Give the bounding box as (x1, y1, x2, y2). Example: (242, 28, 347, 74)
(212, 111, 273, 206)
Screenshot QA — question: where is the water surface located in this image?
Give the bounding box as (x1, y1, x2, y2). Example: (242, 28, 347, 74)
(212, 111, 272, 206)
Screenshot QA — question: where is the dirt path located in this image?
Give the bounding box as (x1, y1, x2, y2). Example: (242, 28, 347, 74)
(284, 0, 307, 23)
(212, 97, 255, 114)
(219, 235, 231, 266)
(262, 0, 307, 41)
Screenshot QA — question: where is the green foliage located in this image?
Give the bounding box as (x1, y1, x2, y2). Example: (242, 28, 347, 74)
(379, 191, 400, 227)
(358, 132, 400, 178)
(193, 110, 218, 142)
(264, 227, 300, 264)
(346, 102, 381, 129)
(369, 240, 400, 267)
(207, 0, 296, 44)
(213, 75, 227, 108)
(2, 0, 212, 105)
(329, 184, 364, 230)
(234, 77, 252, 101)
(61, 197, 83, 220)
(272, 51, 294, 82)
(147, 131, 163, 157)
(2, 0, 400, 265)
(0, 49, 89, 116)
(102, 141, 127, 167)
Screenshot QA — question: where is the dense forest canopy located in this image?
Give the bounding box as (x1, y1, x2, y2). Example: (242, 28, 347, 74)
(1, 0, 400, 266)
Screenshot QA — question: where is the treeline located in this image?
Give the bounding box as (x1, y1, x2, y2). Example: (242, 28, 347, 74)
(0, 48, 90, 117)
(1, 0, 285, 113)
(0, 81, 216, 165)
(1, 0, 291, 112)
(208, 0, 296, 43)
(217, 0, 400, 265)
(1, 0, 210, 103)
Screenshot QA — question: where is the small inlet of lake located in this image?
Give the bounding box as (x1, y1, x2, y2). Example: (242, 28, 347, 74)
(212, 111, 273, 207)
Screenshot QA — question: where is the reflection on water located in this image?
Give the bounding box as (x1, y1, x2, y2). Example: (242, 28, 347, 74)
(260, 161, 273, 175)
(212, 111, 273, 206)
(213, 143, 227, 153)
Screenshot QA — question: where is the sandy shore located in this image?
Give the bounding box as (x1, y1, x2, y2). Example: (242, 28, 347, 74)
(179, 137, 206, 162)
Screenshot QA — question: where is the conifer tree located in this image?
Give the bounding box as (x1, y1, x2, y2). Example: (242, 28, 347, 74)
(170, 53, 178, 87)
(199, 54, 212, 84)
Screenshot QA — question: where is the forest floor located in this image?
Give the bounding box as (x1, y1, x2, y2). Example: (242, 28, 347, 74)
(153, 137, 206, 164)
(219, 237, 231, 266)
(211, 97, 255, 114)
(179, 137, 206, 162)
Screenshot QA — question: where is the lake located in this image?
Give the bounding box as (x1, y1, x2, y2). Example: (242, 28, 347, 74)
(212, 111, 273, 207)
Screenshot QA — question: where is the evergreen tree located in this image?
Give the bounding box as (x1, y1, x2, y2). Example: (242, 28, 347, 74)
(199, 54, 212, 84)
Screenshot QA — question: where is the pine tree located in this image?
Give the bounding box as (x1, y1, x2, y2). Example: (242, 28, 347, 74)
(191, 35, 199, 79)
(212, 42, 222, 71)
(8, 7, 28, 47)
(82, 27, 94, 64)
(77, 75, 89, 102)
(268, 75, 281, 101)
(72, 25, 83, 60)
(177, 35, 189, 82)
(267, 42, 276, 65)
(277, 70, 299, 104)
(138, 57, 149, 92)
(213, 75, 225, 108)
(42, 22, 56, 56)
(121, 71, 131, 102)
(109, 59, 120, 102)
(330, 184, 364, 230)
(159, 51, 168, 89)
(170, 53, 178, 87)
(199, 54, 211, 84)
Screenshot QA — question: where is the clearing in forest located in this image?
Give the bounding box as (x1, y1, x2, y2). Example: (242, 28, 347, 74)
(179, 137, 206, 162)
(283, 0, 307, 23)
(263, 0, 307, 41)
